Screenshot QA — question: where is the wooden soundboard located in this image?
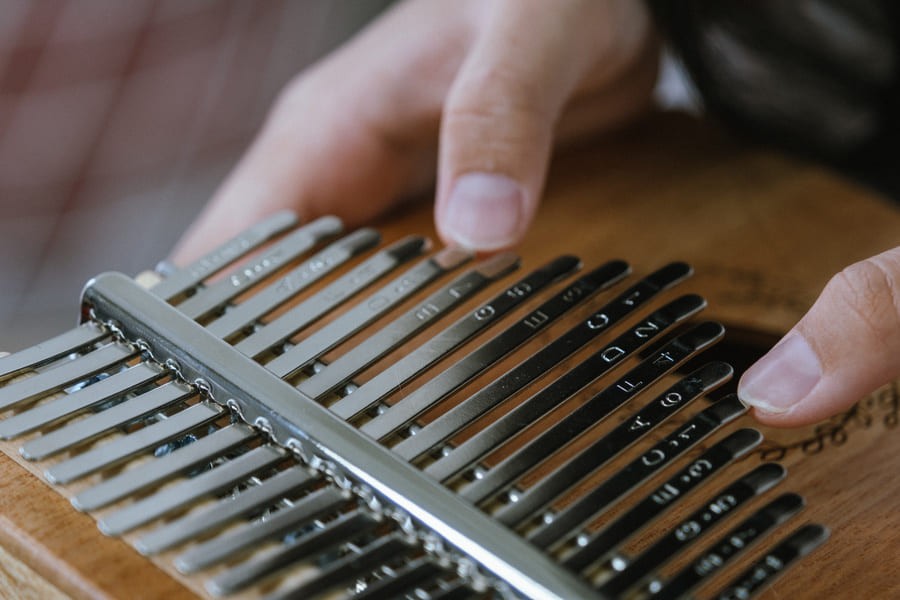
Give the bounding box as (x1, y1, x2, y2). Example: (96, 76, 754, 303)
(0, 112, 897, 599)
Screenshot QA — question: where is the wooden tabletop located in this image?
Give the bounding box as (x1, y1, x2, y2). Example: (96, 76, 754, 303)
(1, 111, 898, 599)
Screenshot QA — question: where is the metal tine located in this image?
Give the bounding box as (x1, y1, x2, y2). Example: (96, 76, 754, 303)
(569, 463, 787, 577)
(84, 276, 601, 600)
(175, 486, 350, 574)
(136, 466, 318, 556)
(293, 252, 520, 397)
(527, 398, 751, 550)
(708, 524, 829, 600)
(598, 465, 788, 597)
(151, 210, 299, 301)
(235, 236, 428, 360)
(264, 245, 472, 378)
(328, 255, 582, 421)
(71, 423, 258, 512)
(423, 294, 707, 483)
(0, 361, 165, 440)
(652, 493, 806, 600)
(388, 263, 692, 463)
(205, 228, 381, 340)
(0, 321, 108, 383)
(457, 321, 726, 505)
(360, 260, 631, 441)
(44, 401, 222, 485)
(494, 362, 734, 527)
(426, 581, 478, 600)
(208, 510, 380, 596)
(351, 557, 446, 600)
(260, 533, 412, 600)
(21, 379, 193, 460)
(98, 444, 287, 536)
(176, 216, 343, 321)
(0, 342, 137, 413)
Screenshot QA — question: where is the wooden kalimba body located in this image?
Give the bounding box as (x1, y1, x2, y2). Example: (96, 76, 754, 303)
(0, 113, 897, 600)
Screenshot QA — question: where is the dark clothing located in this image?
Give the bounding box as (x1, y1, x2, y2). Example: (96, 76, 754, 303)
(651, 1, 900, 198)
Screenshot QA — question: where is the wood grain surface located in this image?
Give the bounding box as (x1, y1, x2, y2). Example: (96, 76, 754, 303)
(0, 112, 897, 599)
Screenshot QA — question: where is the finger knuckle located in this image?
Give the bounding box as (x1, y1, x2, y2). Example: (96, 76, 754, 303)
(445, 66, 550, 131)
(828, 256, 900, 343)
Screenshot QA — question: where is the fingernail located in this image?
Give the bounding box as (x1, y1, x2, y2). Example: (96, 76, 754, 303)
(443, 173, 526, 251)
(738, 332, 822, 413)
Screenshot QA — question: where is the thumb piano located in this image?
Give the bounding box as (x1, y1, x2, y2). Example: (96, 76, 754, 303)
(0, 113, 897, 600)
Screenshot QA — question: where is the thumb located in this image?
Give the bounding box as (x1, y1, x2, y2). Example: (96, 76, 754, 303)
(739, 247, 900, 427)
(435, 0, 646, 251)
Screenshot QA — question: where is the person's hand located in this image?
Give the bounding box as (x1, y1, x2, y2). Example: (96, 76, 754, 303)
(171, 0, 658, 262)
(739, 246, 900, 427)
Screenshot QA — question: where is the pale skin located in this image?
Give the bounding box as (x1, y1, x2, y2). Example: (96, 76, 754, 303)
(172, 0, 900, 429)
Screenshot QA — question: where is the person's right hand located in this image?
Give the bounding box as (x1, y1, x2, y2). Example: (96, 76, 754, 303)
(739, 246, 900, 427)
(172, 0, 658, 263)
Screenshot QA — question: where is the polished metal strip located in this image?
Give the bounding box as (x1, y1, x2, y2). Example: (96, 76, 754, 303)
(427, 582, 475, 600)
(458, 321, 725, 505)
(709, 524, 829, 600)
(653, 493, 805, 600)
(98, 444, 286, 536)
(329, 255, 581, 420)
(235, 236, 428, 359)
(360, 260, 630, 441)
(209, 510, 379, 596)
(0, 322, 108, 382)
(72, 423, 258, 511)
(83, 271, 607, 600)
(151, 211, 299, 301)
(44, 401, 222, 485)
(20, 379, 193, 460)
(527, 398, 751, 550)
(423, 295, 706, 482)
(0, 361, 164, 440)
(177, 216, 342, 321)
(175, 486, 350, 574)
(0, 342, 137, 412)
(136, 466, 318, 556)
(265, 246, 472, 379)
(294, 253, 519, 397)
(389, 268, 691, 463)
(494, 362, 733, 527)
(598, 464, 787, 596)
(262, 533, 411, 600)
(563, 463, 787, 576)
(206, 228, 381, 340)
(351, 557, 445, 600)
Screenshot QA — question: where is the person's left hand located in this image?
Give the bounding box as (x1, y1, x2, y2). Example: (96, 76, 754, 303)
(739, 246, 900, 427)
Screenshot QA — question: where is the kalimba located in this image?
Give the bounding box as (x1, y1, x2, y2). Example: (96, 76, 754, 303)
(0, 114, 897, 599)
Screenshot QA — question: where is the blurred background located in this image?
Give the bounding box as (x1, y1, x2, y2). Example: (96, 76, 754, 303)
(0, 0, 389, 348)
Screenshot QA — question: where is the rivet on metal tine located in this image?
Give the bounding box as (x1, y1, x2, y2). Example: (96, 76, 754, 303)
(326, 460, 353, 492)
(285, 437, 310, 464)
(359, 485, 383, 515)
(87, 306, 110, 335)
(225, 398, 244, 421)
(164, 357, 184, 380)
(423, 531, 446, 558)
(193, 377, 214, 401)
(457, 558, 484, 591)
(103, 319, 127, 343)
(135, 339, 152, 356)
(253, 416, 275, 442)
(390, 507, 417, 538)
